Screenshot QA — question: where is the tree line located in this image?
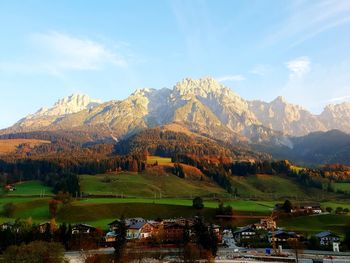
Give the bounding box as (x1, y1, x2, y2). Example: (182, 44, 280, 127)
(0, 155, 146, 194)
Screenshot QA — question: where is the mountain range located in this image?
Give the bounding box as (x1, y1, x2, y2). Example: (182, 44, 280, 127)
(3, 77, 349, 146)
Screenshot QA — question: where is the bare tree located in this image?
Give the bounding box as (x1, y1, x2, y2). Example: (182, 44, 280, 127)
(287, 238, 304, 263)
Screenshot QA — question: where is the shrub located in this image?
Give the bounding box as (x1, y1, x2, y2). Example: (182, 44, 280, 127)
(3, 241, 64, 263)
(192, 197, 204, 209)
(3, 202, 15, 218)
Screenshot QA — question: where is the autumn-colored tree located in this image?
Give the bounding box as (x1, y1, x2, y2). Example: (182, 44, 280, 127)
(130, 159, 139, 172)
(3, 241, 64, 263)
(54, 191, 72, 204)
(48, 199, 60, 219)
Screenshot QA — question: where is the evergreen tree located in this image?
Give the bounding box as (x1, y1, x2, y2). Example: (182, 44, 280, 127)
(282, 199, 293, 213)
(192, 197, 204, 209)
(114, 217, 127, 260)
(344, 225, 350, 250)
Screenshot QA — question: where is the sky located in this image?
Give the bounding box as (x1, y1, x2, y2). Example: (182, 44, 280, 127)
(0, 0, 350, 128)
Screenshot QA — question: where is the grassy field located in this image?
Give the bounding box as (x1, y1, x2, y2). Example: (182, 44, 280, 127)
(0, 170, 349, 235)
(0, 197, 47, 210)
(146, 156, 172, 165)
(80, 172, 333, 200)
(57, 202, 217, 229)
(79, 198, 275, 213)
(0, 194, 349, 235)
(334, 182, 350, 193)
(1, 181, 53, 196)
(0, 197, 50, 224)
(321, 201, 350, 210)
(278, 214, 350, 237)
(80, 173, 228, 198)
(230, 174, 331, 199)
(0, 181, 52, 223)
(290, 165, 304, 173)
(0, 139, 50, 155)
(0, 197, 269, 229)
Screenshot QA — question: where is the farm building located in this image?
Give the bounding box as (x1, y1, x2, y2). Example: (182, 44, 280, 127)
(315, 231, 340, 246)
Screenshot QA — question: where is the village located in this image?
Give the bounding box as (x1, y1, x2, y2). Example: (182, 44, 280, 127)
(0, 200, 344, 257)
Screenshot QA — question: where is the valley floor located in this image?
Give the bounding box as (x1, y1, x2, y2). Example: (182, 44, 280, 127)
(1, 194, 350, 236)
(1, 177, 350, 236)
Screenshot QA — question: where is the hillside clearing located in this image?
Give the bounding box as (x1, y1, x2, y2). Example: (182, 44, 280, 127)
(146, 156, 172, 165)
(80, 173, 228, 198)
(1, 180, 53, 196)
(0, 139, 50, 155)
(334, 182, 350, 193)
(230, 174, 332, 199)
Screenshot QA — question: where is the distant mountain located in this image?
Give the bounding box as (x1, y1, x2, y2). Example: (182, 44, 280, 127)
(1, 77, 350, 146)
(248, 96, 326, 136)
(255, 130, 350, 166)
(9, 94, 102, 131)
(115, 125, 268, 162)
(319, 102, 350, 132)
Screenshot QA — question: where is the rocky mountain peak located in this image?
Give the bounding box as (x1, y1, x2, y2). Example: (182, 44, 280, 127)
(272, 96, 287, 104)
(131, 88, 155, 97)
(319, 102, 350, 133)
(35, 93, 102, 117)
(3, 77, 350, 143)
(322, 102, 350, 118)
(174, 77, 229, 97)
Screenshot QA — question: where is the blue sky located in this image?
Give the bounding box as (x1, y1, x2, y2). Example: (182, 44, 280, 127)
(0, 0, 350, 128)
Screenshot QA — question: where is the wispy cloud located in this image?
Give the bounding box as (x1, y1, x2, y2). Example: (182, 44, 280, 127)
(286, 56, 310, 78)
(265, 0, 350, 47)
(218, 75, 245, 82)
(281, 60, 350, 113)
(250, 64, 272, 76)
(0, 31, 128, 76)
(326, 94, 350, 103)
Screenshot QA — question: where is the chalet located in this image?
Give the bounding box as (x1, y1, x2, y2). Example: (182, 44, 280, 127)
(105, 231, 117, 242)
(108, 219, 121, 232)
(38, 222, 51, 234)
(275, 202, 322, 214)
(255, 218, 276, 230)
(0, 221, 15, 231)
(126, 221, 147, 239)
(72, 224, 96, 235)
(4, 185, 15, 192)
(106, 217, 219, 243)
(108, 217, 146, 232)
(233, 225, 257, 242)
(210, 224, 222, 243)
(268, 230, 300, 244)
(108, 218, 160, 241)
(139, 221, 160, 239)
(152, 218, 196, 243)
(315, 231, 340, 246)
(161, 220, 187, 243)
(292, 202, 322, 214)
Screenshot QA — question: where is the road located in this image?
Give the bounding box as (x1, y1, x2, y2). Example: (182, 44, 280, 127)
(64, 246, 350, 262)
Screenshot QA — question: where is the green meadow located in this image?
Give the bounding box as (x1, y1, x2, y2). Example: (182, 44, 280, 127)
(1, 180, 52, 196)
(334, 182, 350, 194)
(278, 214, 350, 237)
(79, 198, 275, 212)
(230, 174, 335, 199)
(80, 173, 228, 198)
(0, 175, 349, 236)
